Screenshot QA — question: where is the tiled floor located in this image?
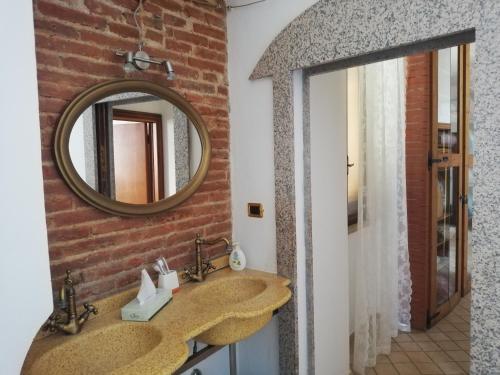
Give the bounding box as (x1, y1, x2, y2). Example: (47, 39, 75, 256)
(355, 295, 471, 374)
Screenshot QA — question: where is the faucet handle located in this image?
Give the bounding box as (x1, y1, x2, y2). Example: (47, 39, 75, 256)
(203, 259, 216, 273)
(64, 269, 75, 286)
(183, 265, 194, 280)
(42, 313, 61, 332)
(83, 302, 98, 316)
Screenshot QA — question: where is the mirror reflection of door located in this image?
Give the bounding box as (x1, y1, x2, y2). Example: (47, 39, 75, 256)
(112, 110, 164, 204)
(94, 105, 164, 205)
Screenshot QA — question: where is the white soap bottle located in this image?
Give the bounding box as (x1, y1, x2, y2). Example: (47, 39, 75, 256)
(229, 242, 246, 271)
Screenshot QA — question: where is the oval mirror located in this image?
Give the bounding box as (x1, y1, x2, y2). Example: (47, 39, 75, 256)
(54, 80, 211, 216)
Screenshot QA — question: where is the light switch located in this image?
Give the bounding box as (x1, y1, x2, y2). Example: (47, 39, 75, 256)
(247, 203, 264, 218)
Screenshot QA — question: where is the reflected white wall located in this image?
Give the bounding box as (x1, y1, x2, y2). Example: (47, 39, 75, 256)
(69, 116, 86, 179)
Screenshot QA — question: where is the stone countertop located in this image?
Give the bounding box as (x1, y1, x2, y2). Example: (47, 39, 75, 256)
(22, 268, 291, 375)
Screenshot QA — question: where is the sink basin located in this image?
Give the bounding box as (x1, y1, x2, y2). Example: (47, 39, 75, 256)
(23, 269, 291, 375)
(192, 277, 272, 345)
(28, 324, 162, 375)
(190, 277, 268, 306)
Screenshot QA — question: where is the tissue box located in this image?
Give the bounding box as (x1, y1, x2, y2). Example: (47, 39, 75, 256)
(121, 288, 172, 322)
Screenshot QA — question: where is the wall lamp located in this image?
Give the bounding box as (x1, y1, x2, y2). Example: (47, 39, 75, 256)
(115, 0, 174, 80)
(115, 49, 175, 80)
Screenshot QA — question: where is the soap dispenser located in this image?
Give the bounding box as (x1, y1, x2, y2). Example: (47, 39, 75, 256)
(229, 242, 246, 271)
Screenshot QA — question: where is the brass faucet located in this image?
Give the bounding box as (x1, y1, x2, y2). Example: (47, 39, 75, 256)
(43, 270, 98, 335)
(184, 234, 231, 282)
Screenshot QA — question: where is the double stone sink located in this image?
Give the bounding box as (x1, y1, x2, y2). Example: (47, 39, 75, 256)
(23, 268, 291, 375)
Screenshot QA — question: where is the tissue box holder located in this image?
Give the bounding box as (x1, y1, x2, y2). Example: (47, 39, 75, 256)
(121, 288, 172, 322)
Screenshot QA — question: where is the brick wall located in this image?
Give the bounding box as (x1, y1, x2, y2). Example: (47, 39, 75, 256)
(33, 0, 231, 302)
(405, 52, 432, 330)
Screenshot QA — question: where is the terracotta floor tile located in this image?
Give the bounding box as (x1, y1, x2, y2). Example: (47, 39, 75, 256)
(417, 342, 441, 352)
(455, 340, 469, 351)
(445, 314, 465, 324)
(388, 351, 411, 364)
(444, 331, 468, 341)
(409, 333, 432, 342)
(426, 351, 453, 363)
(394, 362, 421, 374)
(406, 351, 432, 363)
(428, 333, 450, 342)
(374, 363, 399, 375)
(435, 323, 458, 333)
(395, 334, 413, 343)
(414, 362, 444, 374)
(452, 323, 470, 332)
(437, 362, 465, 374)
(377, 354, 391, 363)
(392, 343, 403, 352)
(445, 350, 470, 362)
(455, 312, 470, 320)
(456, 361, 470, 374)
(399, 342, 422, 352)
(436, 341, 461, 351)
(352, 295, 471, 374)
(426, 326, 442, 334)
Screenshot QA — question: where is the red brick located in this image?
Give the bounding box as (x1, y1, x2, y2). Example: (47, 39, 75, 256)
(35, 19, 80, 39)
(208, 39, 226, 52)
(83, 0, 123, 19)
(165, 38, 192, 54)
(193, 23, 226, 41)
(35, 0, 230, 302)
(205, 13, 226, 29)
(183, 5, 206, 22)
(164, 13, 187, 27)
(177, 79, 216, 94)
(173, 29, 209, 47)
(145, 28, 163, 45)
(194, 46, 226, 64)
(188, 56, 225, 74)
(36, 1, 107, 30)
(108, 22, 138, 39)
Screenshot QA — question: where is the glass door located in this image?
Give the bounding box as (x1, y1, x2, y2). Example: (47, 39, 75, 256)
(429, 46, 464, 324)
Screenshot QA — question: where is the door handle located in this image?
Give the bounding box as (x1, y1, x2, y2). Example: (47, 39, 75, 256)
(459, 194, 469, 205)
(428, 155, 449, 168)
(347, 156, 355, 175)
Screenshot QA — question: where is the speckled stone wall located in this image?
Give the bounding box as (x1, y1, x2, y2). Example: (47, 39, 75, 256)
(272, 70, 300, 373)
(250, 1, 500, 373)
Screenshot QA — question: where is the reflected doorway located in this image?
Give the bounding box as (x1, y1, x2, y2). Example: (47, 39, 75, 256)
(112, 109, 164, 204)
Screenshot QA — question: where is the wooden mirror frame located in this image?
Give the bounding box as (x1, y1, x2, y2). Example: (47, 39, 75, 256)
(53, 79, 211, 216)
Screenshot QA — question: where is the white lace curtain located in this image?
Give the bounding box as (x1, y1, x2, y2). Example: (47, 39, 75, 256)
(352, 58, 412, 374)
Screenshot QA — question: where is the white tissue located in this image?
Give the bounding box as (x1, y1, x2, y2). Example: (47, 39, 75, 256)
(137, 269, 156, 305)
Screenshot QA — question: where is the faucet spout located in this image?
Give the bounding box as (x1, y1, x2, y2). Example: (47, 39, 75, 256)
(184, 234, 231, 282)
(43, 270, 98, 335)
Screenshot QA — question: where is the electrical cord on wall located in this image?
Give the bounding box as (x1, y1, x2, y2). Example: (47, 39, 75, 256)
(133, 0, 145, 50)
(227, 0, 266, 9)
(192, 0, 267, 10)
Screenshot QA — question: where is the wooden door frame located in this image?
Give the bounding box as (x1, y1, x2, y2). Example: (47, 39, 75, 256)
(95, 102, 113, 198)
(429, 46, 466, 326)
(461, 44, 473, 296)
